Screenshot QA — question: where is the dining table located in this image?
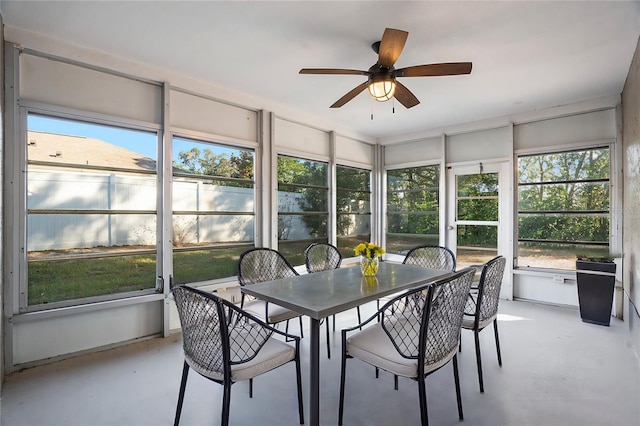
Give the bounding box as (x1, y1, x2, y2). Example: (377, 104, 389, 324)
(240, 261, 453, 426)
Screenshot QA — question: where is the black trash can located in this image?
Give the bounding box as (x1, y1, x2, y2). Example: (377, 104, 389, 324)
(576, 259, 616, 326)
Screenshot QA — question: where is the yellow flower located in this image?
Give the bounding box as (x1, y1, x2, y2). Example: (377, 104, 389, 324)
(354, 242, 385, 259)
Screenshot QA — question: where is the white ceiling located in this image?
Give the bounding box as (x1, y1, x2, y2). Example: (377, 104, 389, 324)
(2, 1, 639, 142)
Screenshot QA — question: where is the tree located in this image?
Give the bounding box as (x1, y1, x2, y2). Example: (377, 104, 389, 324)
(175, 147, 254, 187)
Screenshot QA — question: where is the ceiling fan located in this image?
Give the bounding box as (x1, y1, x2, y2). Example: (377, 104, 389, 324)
(299, 28, 472, 109)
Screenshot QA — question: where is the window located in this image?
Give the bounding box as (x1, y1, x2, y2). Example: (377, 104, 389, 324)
(455, 172, 499, 267)
(26, 114, 158, 309)
(172, 137, 255, 284)
(386, 165, 440, 254)
(517, 147, 610, 270)
(336, 165, 371, 258)
(277, 155, 328, 265)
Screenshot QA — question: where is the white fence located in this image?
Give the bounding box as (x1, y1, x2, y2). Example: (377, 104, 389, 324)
(27, 171, 367, 251)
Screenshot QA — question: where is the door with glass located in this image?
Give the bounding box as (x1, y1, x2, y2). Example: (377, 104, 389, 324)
(447, 163, 509, 277)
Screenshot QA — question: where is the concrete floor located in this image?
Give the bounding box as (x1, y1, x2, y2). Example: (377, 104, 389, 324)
(1, 299, 639, 426)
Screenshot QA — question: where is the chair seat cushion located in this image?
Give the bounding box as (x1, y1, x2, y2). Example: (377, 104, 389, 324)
(461, 313, 496, 330)
(186, 337, 296, 382)
(242, 299, 300, 323)
(346, 323, 456, 378)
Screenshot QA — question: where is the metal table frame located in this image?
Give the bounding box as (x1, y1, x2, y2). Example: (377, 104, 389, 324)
(240, 262, 452, 426)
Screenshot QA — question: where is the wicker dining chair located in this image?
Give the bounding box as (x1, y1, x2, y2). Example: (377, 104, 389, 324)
(378, 245, 457, 308)
(461, 255, 507, 392)
(403, 245, 457, 271)
(171, 285, 304, 426)
(237, 248, 304, 337)
(304, 243, 362, 359)
(376, 244, 458, 389)
(338, 267, 475, 426)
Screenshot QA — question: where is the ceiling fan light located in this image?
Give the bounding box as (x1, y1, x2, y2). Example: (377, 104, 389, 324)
(368, 76, 396, 102)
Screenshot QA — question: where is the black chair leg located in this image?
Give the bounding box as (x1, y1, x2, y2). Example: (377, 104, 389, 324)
(474, 329, 484, 392)
(394, 374, 399, 390)
(326, 317, 331, 359)
(295, 350, 305, 425)
(338, 345, 348, 425)
(333, 314, 336, 332)
(357, 306, 362, 330)
(299, 316, 304, 338)
(249, 378, 253, 398)
(494, 319, 502, 366)
(221, 382, 232, 426)
(417, 375, 429, 426)
(453, 354, 464, 420)
(174, 362, 189, 426)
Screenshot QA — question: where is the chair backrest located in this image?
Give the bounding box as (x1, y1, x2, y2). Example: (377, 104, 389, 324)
(379, 268, 475, 363)
(403, 245, 456, 271)
(304, 243, 343, 273)
(172, 285, 272, 378)
(469, 256, 506, 324)
(237, 248, 299, 286)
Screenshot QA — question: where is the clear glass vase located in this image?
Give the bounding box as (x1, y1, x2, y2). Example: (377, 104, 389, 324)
(360, 256, 379, 276)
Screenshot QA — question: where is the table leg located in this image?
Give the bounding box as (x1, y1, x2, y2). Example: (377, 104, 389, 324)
(310, 317, 320, 426)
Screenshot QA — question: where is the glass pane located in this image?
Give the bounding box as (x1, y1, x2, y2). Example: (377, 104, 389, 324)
(171, 137, 255, 284)
(28, 213, 157, 249)
(172, 215, 253, 247)
(386, 165, 440, 255)
(387, 189, 438, 212)
(387, 166, 439, 191)
(277, 156, 327, 186)
(518, 242, 609, 270)
(518, 148, 609, 183)
(457, 173, 498, 197)
(336, 192, 371, 213)
(173, 137, 254, 180)
(278, 186, 328, 212)
(278, 214, 328, 242)
(517, 147, 610, 271)
(28, 115, 157, 166)
(337, 166, 370, 191)
(337, 165, 371, 258)
(387, 213, 438, 235)
(386, 234, 439, 255)
(277, 156, 328, 265)
(28, 171, 157, 211)
(518, 182, 609, 212)
(173, 178, 254, 213)
(337, 213, 370, 238)
(457, 199, 498, 221)
(337, 234, 371, 259)
(28, 254, 156, 305)
(518, 215, 609, 243)
(456, 225, 498, 269)
(27, 114, 158, 307)
(278, 239, 327, 267)
(173, 246, 250, 284)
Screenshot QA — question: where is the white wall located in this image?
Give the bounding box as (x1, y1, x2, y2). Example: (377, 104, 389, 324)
(622, 35, 640, 357)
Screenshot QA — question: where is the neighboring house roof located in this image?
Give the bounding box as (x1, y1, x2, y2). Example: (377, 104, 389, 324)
(27, 130, 157, 172)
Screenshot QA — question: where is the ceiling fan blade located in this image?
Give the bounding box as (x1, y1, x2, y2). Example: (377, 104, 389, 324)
(396, 62, 473, 77)
(330, 81, 370, 108)
(394, 81, 420, 109)
(377, 28, 408, 68)
(300, 68, 369, 76)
